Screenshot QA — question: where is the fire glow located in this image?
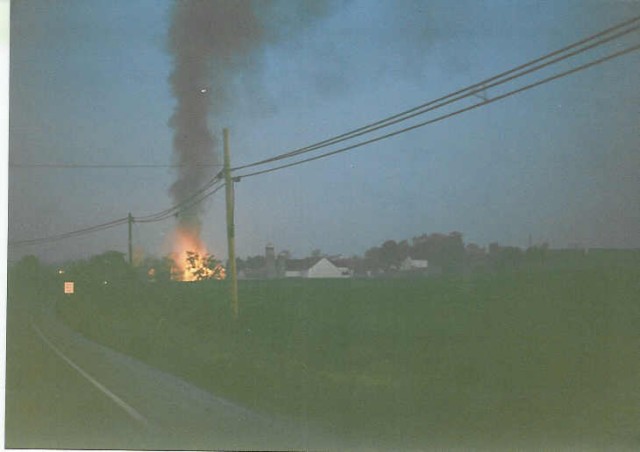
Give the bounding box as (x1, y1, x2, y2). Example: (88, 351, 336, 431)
(170, 227, 225, 282)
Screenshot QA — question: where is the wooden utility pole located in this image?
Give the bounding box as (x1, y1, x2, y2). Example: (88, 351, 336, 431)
(223, 128, 239, 319)
(128, 212, 133, 266)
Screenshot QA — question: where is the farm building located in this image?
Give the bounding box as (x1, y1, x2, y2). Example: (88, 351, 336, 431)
(285, 257, 352, 278)
(399, 256, 428, 272)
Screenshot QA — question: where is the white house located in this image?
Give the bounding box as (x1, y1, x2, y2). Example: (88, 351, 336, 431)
(285, 257, 351, 278)
(399, 256, 428, 272)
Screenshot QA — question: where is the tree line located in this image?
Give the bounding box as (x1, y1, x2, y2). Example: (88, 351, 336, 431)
(10, 230, 550, 287)
(237, 231, 550, 277)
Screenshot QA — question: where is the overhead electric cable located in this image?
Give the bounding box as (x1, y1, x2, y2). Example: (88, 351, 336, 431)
(16, 17, 636, 174)
(135, 171, 224, 222)
(9, 163, 222, 169)
(10, 16, 639, 248)
(234, 42, 640, 180)
(135, 181, 226, 223)
(8, 217, 129, 247)
(232, 15, 640, 172)
(9, 172, 225, 247)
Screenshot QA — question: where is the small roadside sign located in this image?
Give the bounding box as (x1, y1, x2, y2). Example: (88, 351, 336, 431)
(64, 281, 75, 294)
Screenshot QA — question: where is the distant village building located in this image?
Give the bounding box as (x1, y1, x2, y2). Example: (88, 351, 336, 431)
(238, 243, 438, 279)
(284, 258, 311, 278)
(239, 244, 357, 279)
(399, 256, 428, 272)
(285, 257, 352, 278)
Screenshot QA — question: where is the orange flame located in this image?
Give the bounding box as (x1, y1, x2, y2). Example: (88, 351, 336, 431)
(170, 227, 225, 281)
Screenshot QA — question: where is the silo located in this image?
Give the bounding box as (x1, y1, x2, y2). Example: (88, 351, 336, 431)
(265, 243, 277, 279)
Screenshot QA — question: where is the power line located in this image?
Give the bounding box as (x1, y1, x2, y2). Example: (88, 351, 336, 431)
(8, 173, 226, 246)
(135, 180, 226, 223)
(11, 42, 639, 246)
(135, 171, 224, 223)
(231, 15, 640, 172)
(234, 42, 640, 180)
(9, 17, 639, 248)
(9, 163, 222, 169)
(8, 217, 129, 247)
(15, 17, 637, 175)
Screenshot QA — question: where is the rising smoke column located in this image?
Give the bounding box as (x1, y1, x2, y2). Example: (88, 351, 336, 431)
(167, 0, 335, 245)
(167, 0, 264, 238)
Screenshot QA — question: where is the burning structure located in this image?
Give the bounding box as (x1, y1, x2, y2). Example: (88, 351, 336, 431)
(165, 1, 266, 278)
(169, 226, 225, 281)
(165, 2, 331, 277)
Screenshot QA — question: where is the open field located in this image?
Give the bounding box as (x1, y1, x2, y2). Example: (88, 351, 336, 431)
(52, 254, 640, 449)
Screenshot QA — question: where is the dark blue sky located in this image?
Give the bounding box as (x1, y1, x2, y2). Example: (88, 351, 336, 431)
(8, 0, 640, 264)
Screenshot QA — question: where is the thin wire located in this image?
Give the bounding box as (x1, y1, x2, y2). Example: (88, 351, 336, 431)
(235, 43, 640, 180)
(10, 18, 639, 247)
(9, 174, 225, 246)
(136, 181, 226, 223)
(9, 163, 222, 168)
(8, 217, 129, 246)
(232, 16, 640, 172)
(135, 171, 224, 222)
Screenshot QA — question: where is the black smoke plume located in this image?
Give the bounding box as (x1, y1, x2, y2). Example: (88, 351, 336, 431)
(167, 1, 335, 241)
(168, 0, 264, 235)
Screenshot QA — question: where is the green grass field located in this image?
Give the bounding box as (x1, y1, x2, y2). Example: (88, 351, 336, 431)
(55, 256, 640, 449)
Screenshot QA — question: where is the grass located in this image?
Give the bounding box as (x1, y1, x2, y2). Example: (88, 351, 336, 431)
(55, 258, 640, 449)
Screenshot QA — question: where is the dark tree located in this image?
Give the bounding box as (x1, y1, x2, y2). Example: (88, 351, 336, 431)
(83, 251, 132, 283)
(364, 246, 383, 272)
(489, 243, 524, 270)
(411, 232, 465, 274)
(245, 255, 266, 270)
(142, 256, 174, 281)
